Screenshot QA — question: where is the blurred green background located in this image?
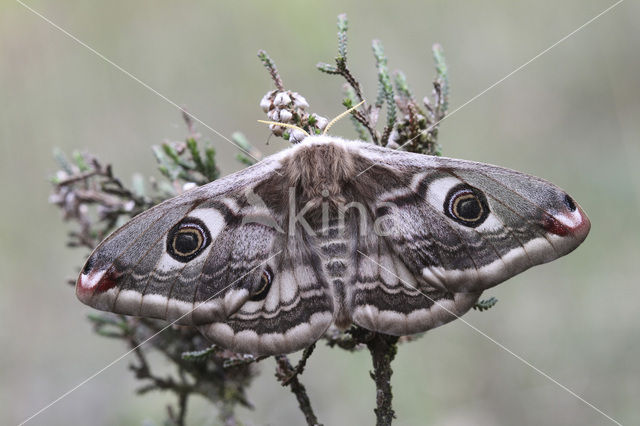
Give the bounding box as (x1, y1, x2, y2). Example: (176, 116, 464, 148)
(1, 1, 638, 425)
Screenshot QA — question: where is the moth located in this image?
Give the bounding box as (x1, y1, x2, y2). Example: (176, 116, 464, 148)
(76, 134, 590, 355)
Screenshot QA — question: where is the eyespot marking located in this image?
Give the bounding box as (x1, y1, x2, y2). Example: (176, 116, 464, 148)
(166, 217, 211, 262)
(443, 184, 490, 227)
(250, 266, 273, 301)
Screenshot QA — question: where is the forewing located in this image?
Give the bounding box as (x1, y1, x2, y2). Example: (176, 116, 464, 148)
(76, 158, 334, 355)
(355, 142, 590, 295)
(76, 161, 279, 323)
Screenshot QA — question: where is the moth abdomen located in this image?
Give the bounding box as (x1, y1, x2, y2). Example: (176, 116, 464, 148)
(325, 259, 348, 277)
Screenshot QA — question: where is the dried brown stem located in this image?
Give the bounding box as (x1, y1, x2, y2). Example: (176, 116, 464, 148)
(275, 346, 322, 426)
(366, 333, 399, 426)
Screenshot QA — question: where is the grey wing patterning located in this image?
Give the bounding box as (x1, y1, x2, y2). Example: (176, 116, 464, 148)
(349, 139, 590, 334)
(76, 157, 335, 355)
(76, 135, 590, 355)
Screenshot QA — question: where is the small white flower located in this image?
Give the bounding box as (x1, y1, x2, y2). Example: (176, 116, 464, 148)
(279, 110, 292, 122)
(269, 123, 284, 136)
(274, 91, 291, 106)
(292, 93, 309, 109)
(124, 200, 136, 211)
(182, 182, 197, 192)
(290, 129, 308, 144)
(312, 114, 328, 130)
(267, 109, 280, 121)
(259, 94, 272, 112)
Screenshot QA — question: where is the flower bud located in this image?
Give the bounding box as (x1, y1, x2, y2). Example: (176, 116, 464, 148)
(290, 129, 308, 144)
(292, 93, 309, 109)
(278, 110, 292, 122)
(274, 91, 291, 106)
(312, 114, 328, 130)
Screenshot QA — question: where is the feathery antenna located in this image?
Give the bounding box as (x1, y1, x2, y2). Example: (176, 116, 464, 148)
(323, 100, 365, 135)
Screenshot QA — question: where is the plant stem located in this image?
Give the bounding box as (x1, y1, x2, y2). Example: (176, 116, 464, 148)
(367, 333, 399, 426)
(275, 348, 322, 426)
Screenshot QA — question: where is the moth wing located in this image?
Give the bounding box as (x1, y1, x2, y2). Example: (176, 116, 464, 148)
(76, 158, 334, 355)
(348, 143, 590, 334)
(199, 236, 334, 355)
(350, 213, 481, 336)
